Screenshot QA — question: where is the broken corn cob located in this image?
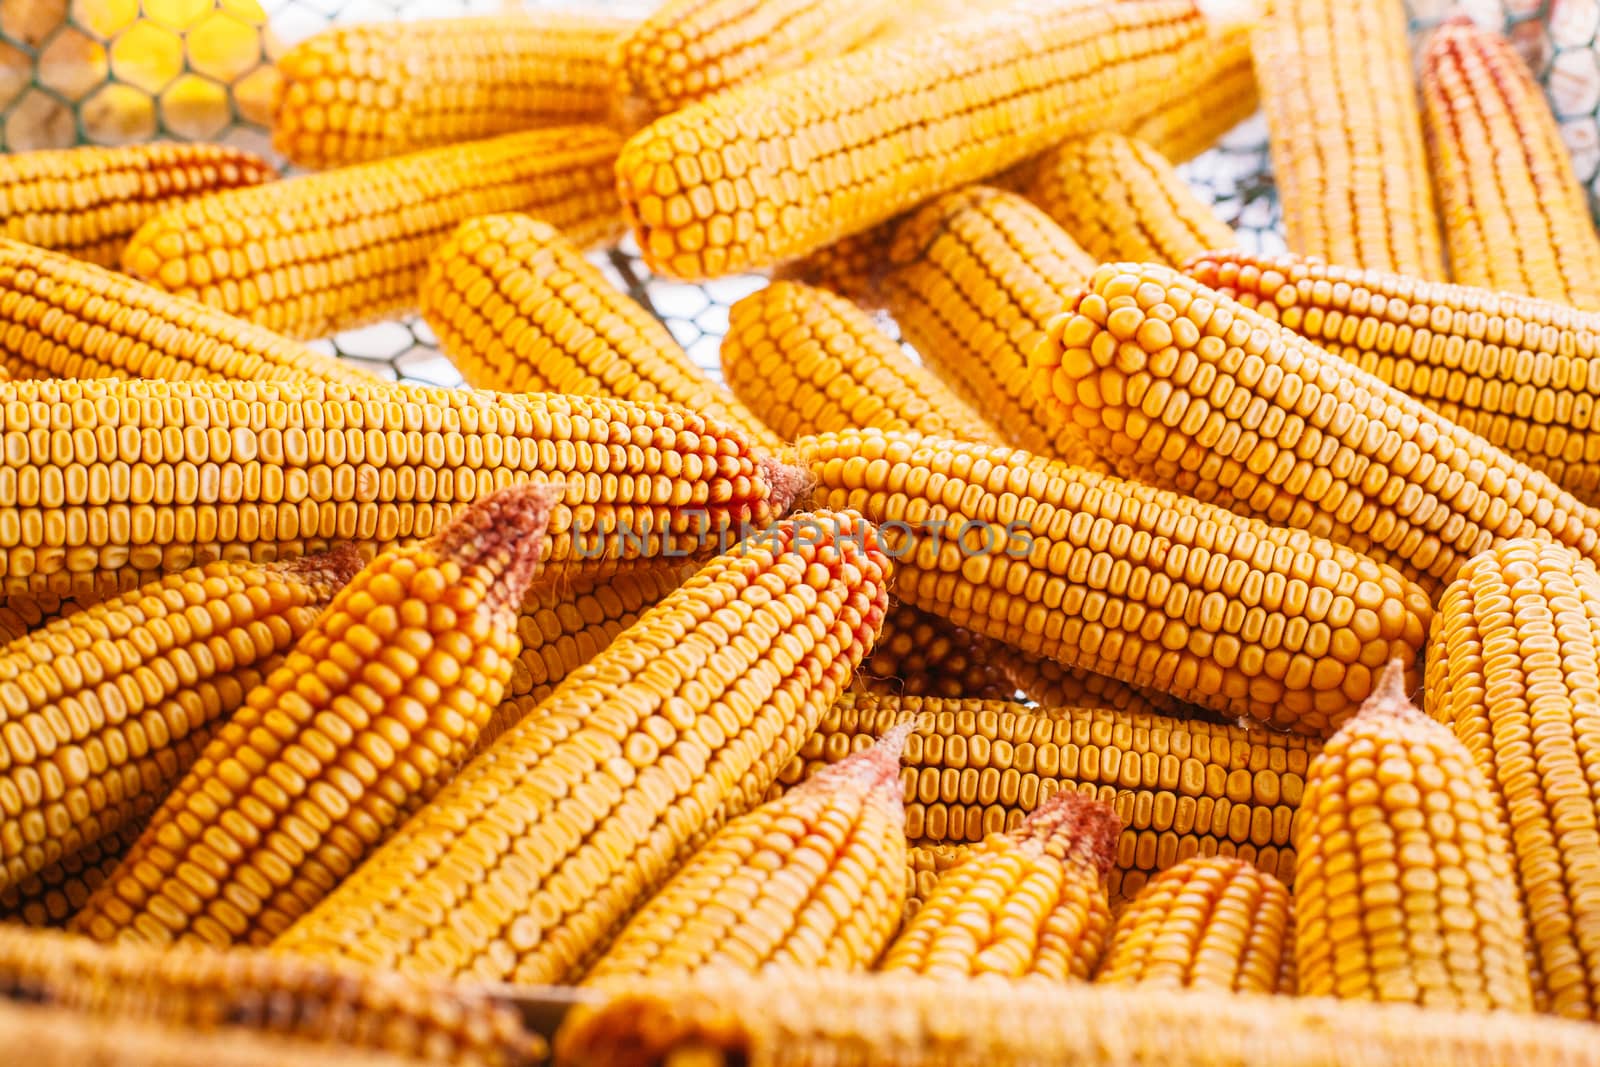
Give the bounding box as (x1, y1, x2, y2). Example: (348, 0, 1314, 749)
(800, 429, 1432, 733)
(1427, 538, 1600, 1019)
(0, 820, 145, 928)
(274, 510, 891, 984)
(772, 694, 1316, 901)
(857, 604, 1018, 702)
(905, 843, 970, 920)
(273, 15, 630, 170)
(1003, 133, 1235, 268)
(0, 144, 275, 269)
(882, 792, 1119, 980)
(1123, 23, 1258, 164)
(1188, 250, 1600, 506)
(123, 127, 622, 341)
(1095, 855, 1294, 993)
(1422, 18, 1600, 308)
(0, 550, 358, 896)
(615, 0, 1210, 279)
(1254, 0, 1445, 278)
(0, 238, 373, 385)
(71, 482, 561, 947)
(420, 213, 778, 448)
(584, 724, 909, 982)
(0, 379, 798, 598)
(611, 0, 893, 127)
(1035, 262, 1600, 596)
(1295, 662, 1532, 1010)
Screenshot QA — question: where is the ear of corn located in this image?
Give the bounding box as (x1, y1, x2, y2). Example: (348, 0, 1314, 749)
(273, 15, 631, 170)
(70, 483, 561, 948)
(1422, 18, 1600, 308)
(1123, 23, 1258, 164)
(273, 511, 891, 985)
(1426, 538, 1600, 1019)
(0, 549, 359, 896)
(0, 379, 800, 598)
(770, 693, 1317, 903)
(583, 724, 909, 983)
(0, 144, 276, 269)
(122, 127, 623, 341)
(1095, 855, 1294, 994)
(615, 0, 1213, 279)
(0, 237, 375, 385)
(881, 791, 1119, 980)
(799, 429, 1432, 733)
(1035, 262, 1600, 597)
(420, 212, 778, 449)
(1002, 134, 1236, 268)
(0, 591, 104, 645)
(905, 843, 970, 920)
(611, 0, 894, 128)
(0, 820, 144, 928)
(1295, 662, 1532, 1011)
(857, 604, 1019, 702)
(1253, 0, 1445, 278)
(1187, 250, 1600, 507)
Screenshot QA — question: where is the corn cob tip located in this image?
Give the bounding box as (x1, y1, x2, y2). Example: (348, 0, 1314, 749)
(762, 457, 813, 516)
(1016, 792, 1121, 877)
(436, 481, 565, 612)
(803, 721, 911, 802)
(270, 544, 366, 591)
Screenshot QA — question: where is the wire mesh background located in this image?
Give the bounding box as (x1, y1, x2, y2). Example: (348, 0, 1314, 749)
(0, 0, 1588, 387)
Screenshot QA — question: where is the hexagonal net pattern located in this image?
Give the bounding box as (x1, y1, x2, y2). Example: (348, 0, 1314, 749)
(0, 0, 1591, 386)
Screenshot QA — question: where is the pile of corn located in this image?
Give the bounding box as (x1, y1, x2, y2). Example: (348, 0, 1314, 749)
(5, 0, 1600, 1064)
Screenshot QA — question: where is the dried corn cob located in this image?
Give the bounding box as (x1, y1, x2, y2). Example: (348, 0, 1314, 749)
(123, 127, 622, 341)
(0, 238, 373, 385)
(72, 482, 561, 948)
(0, 925, 537, 1067)
(875, 188, 1105, 469)
(553, 970, 1600, 1067)
(0, 379, 799, 598)
(1254, 0, 1445, 278)
(273, 15, 630, 170)
(0, 591, 103, 645)
(905, 843, 969, 920)
(612, 0, 893, 128)
(800, 429, 1431, 733)
(1003, 134, 1236, 268)
(1422, 18, 1600, 307)
(771, 694, 1317, 901)
(1095, 855, 1294, 993)
(1426, 538, 1600, 1019)
(1123, 22, 1258, 164)
(857, 603, 1017, 701)
(584, 724, 909, 983)
(881, 792, 1118, 980)
(0, 549, 357, 896)
(0, 820, 145, 928)
(1295, 661, 1531, 1010)
(0, 144, 276, 269)
(275, 511, 891, 985)
(1036, 262, 1600, 596)
(616, 0, 1212, 279)
(421, 213, 778, 448)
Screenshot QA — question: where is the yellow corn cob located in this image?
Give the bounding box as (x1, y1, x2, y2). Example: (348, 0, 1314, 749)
(800, 429, 1431, 733)
(1003, 134, 1236, 268)
(1253, 0, 1445, 278)
(553, 971, 1600, 1067)
(857, 603, 1018, 702)
(420, 213, 778, 448)
(1188, 250, 1600, 506)
(122, 127, 623, 341)
(1095, 855, 1294, 993)
(274, 510, 891, 984)
(0, 144, 276, 269)
(905, 843, 969, 920)
(611, 0, 894, 128)
(1295, 661, 1531, 1010)
(1035, 262, 1600, 596)
(874, 188, 1107, 470)
(583, 724, 909, 983)
(0, 238, 373, 385)
(0, 549, 358, 896)
(1123, 22, 1258, 164)
(72, 482, 561, 948)
(0, 925, 537, 1067)
(616, 0, 1213, 279)
(1422, 19, 1600, 308)
(1426, 538, 1600, 1019)
(998, 654, 1207, 720)
(0, 591, 103, 645)
(0, 821, 145, 928)
(881, 792, 1118, 980)
(273, 15, 631, 170)
(771, 694, 1317, 902)
(0, 378, 799, 598)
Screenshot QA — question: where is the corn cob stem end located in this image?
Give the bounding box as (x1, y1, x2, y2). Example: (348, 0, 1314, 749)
(762, 457, 812, 516)
(1017, 792, 1121, 876)
(271, 544, 365, 590)
(437, 481, 564, 612)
